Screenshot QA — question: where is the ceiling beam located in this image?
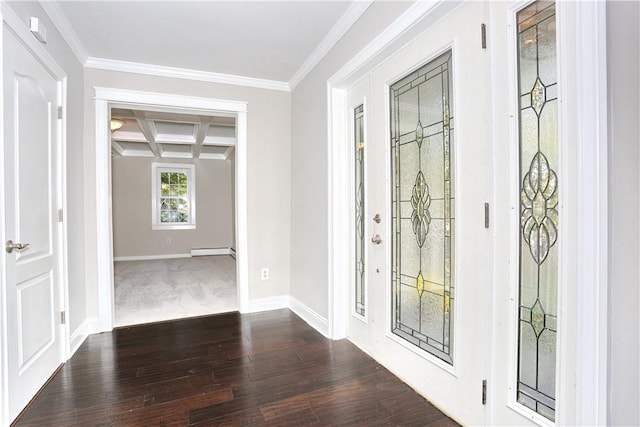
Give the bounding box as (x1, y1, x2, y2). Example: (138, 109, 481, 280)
(192, 119, 210, 160)
(132, 110, 161, 158)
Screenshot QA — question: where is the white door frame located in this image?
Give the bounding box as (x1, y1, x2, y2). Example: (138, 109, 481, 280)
(0, 4, 70, 425)
(93, 87, 249, 331)
(327, 1, 608, 425)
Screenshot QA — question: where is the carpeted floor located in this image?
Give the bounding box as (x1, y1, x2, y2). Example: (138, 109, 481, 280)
(113, 255, 238, 327)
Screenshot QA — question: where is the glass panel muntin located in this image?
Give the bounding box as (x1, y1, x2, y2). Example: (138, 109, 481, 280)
(390, 50, 455, 365)
(160, 170, 190, 223)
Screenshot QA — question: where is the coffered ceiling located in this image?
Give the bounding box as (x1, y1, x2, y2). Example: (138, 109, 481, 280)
(111, 109, 236, 161)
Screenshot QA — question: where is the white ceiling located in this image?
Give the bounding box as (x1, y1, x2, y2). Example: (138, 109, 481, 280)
(50, 1, 358, 84)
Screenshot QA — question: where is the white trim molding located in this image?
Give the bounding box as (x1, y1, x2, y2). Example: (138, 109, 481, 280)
(113, 254, 191, 262)
(151, 163, 196, 230)
(246, 296, 289, 313)
(40, 0, 292, 92)
(38, 0, 88, 65)
(94, 87, 250, 332)
(567, 1, 608, 425)
(1, 3, 66, 79)
(87, 58, 290, 92)
(69, 317, 101, 357)
(289, 296, 330, 338)
(244, 296, 329, 339)
(289, 1, 373, 90)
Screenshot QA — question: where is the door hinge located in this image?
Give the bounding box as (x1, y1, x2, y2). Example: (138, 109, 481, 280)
(58, 209, 64, 222)
(57, 106, 63, 119)
(60, 311, 66, 325)
(484, 203, 490, 228)
(482, 379, 487, 405)
(481, 23, 487, 49)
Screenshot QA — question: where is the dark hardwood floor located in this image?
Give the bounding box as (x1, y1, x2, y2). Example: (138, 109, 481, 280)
(13, 309, 458, 426)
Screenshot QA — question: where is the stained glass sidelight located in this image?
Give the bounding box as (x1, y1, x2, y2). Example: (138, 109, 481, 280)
(390, 51, 454, 364)
(354, 104, 366, 317)
(516, 1, 558, 421)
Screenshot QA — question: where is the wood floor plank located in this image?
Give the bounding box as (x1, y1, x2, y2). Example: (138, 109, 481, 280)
(12, 310, 459, 427)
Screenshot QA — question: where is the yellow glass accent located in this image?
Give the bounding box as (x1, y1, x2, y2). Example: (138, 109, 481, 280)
(416, 272, 424, 297)
(445, 295, 450, 313)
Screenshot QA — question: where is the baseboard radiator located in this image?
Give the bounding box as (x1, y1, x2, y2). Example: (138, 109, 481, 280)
(190, 247, 233, 257)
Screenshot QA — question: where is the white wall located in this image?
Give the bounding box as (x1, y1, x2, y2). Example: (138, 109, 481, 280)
(5, 2, 87, 334)
(112, 157, 234, 258)
(607, 1, 640, 425)
(290, 1, 413, 318)
(84, 69, 291, 315)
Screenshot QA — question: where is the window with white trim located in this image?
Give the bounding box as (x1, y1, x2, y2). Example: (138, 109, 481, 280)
(152, 163, 196, 230)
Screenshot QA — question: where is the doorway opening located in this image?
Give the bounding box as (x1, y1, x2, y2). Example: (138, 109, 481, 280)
(109, 107, 238, 326)
(94, 88, 249, 331)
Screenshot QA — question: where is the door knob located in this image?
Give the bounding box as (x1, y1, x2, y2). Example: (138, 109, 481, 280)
(373, 214, 381, 223)
(371, 234, 382, 245)
(6, 240, 29, 253)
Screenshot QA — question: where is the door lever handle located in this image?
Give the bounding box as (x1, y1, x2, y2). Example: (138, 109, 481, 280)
(371, 234, 383, 245)
(6, 240, 29, 253)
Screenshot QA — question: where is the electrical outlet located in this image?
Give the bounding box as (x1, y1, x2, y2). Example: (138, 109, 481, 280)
(166, 237, 172, 244)
(261, 268, 269, 280)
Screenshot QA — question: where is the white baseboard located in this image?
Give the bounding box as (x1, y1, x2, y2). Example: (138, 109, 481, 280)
(113, 253, 191, 262)
(247, 295, 289, 313)
(69, 317, 101, 358)
(229, 247, 236, 259)
(289, 296, 329, 338)
(191, 247, 231, 257)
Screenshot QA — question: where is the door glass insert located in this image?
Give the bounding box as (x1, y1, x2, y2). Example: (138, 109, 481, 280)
(516, 1, 558, 421)
(354, 104, 365, 317)
(390, 50, 455, 364)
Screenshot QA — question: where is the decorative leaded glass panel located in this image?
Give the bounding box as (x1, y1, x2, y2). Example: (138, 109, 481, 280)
(516, 1, 558, 421)
(354, 104, 365, 317)
(390, 51, 454, 364)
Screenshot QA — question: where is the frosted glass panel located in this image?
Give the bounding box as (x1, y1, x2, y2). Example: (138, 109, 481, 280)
(354, 104, 365, 317)
(390, 51, 454, 364)
(516, 1, 558, 420)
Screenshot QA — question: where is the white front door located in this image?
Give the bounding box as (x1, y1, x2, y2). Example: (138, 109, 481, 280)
(344, 1, 570, 425)
(3, 25, 64, 422)
(346, 2, 491, 425)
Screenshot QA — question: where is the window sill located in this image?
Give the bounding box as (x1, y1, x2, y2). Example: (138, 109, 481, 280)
(152, 224, 196, 231)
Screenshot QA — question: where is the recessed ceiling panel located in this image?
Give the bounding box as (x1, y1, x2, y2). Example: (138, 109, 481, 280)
(204, 126, 236, 146)
(154, 121, 197, 144)
(112, 141, 154, 157)
(160, 144, 193, 159)
(200, 145, 235, 160)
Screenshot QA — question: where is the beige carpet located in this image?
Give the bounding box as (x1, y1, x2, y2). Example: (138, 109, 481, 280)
(113, 255, 238, 327)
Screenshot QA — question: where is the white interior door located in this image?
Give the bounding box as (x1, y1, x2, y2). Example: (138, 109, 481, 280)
(3, 25, 64, 422)
(346, 2, 492, 425)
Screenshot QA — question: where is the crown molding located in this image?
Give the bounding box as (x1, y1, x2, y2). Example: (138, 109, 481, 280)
(288, 0, 373, 91)
(328, 0, 457, 87)
(86, 57, 290, 92)
(39, 0, 88, 65)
